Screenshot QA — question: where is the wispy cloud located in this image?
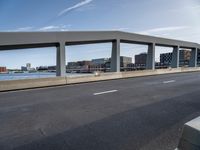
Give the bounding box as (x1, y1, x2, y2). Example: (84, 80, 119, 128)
(137, 26, 190, 35)
(111, 27, 129, 31)
(170, 5, 200, 12)
(91, 27, 129, 31)
(5, 25, 71, 32)
(6, 26, 33, 32)
(58, 0, 94, 16)
(16, 27, 33, 31)
(39, 25, 71, 31)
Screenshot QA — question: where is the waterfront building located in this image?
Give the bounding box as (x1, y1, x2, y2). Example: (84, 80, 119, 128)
(159, 50, 192, 67)
(67, 61, 92, 68)
(120, 56, 132, 68)
(0, 67, 7, 73)
(135, 53, 147, 67)
(37, 66, 48, 71)
(48, 66, 56, 72)
(91, 58, 110, 72)
(179, 49, 191, 66)
(92, 58, 109, 65)
(21, 66, 28, 71)
(160, 52, 173, 67)
(67, 62, 78, 68)
(21, 63, 35, 71)
(77, 61, 93, 66)
(26, 63, 31, 70)
(105, 56, 132, 71)
(67, 60, 93, 73)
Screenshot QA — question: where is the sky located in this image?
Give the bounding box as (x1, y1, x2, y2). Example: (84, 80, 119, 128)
(0, 0, 200, 69)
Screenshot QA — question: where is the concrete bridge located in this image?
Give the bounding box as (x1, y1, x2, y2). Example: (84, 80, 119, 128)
(1, 31, 200, 76)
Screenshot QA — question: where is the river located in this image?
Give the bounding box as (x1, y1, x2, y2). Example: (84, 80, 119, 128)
(0, 72, 93, 81)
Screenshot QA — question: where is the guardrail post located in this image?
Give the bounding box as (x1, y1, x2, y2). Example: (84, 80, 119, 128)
(111, 39, 120, 72)
(146, 43, 155, 70)
(56, 42, 66, 76)
(189, 48, 197, 67)
(171, 46, 180, 68)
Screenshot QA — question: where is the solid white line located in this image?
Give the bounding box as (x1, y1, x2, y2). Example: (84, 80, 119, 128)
(93, 90, 118, 96)
(163, 80, 176, 84)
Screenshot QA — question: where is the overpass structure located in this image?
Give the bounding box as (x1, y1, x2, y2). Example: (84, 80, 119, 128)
(0, 31, 200, 76)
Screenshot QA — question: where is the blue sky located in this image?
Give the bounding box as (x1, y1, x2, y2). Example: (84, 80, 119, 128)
(0, 0, 200, 69)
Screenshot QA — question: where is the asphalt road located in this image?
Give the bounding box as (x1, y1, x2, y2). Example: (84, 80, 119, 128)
(1, 72, 200, 150)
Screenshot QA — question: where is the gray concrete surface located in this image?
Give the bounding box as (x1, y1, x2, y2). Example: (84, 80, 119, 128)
(56, 42, 66, 76)
(111, 39, 120, 72)
(146, 43, 155, 70)
(0, 72, 200, 150)
(0, 31, 199, 49)
(171, 46, 180, 68)
(178, 116, 200, 150)
(189, 48, 198, 68)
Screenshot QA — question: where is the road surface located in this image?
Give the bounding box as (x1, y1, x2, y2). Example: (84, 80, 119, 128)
(1, 71, 200, 150)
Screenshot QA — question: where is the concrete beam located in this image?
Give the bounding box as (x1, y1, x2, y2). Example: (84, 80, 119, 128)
(189, 48, 197, 67)
(0, 31, 199, 51)
(146, 43, 155, 70)
(56, 42, 66, 77)
(0, 43, 56, 51)
(171, 46, 180, 68)
(118, 31, 199, 48)
(111, 39, 120, 72)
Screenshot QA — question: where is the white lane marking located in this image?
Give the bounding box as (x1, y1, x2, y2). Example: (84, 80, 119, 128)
(163, 80, 176, 84)
(93, 90, 118, 96)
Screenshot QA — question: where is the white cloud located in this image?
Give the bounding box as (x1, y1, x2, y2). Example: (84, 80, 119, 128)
(137, 26, 190, 35)
(39, 26, 58, 31)
(6, 26, 33, 32)
(111, 27, 129, 31)
(17, 27, 33, 31)
(58, 0, 93, 16)
(90, 27, 129, 31)
(39, 25, 70, 31)
(6, 25, 71, 32)
(187, 5, 200, 9)
(170, 5, 200, 12)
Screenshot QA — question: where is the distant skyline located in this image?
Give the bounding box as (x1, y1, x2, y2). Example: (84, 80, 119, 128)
(0, 0, 200, 69)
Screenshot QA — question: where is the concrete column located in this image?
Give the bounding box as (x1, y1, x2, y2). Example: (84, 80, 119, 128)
(171, 46, 180, 68)
(111, 39, 120, 72)
(56, 42, 66, 76)
(146, 43, 155, 70)
(189, 48, 197, 67)
(198, 49, 200, 65)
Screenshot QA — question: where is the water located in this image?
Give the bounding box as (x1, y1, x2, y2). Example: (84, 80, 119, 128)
(0, 72, 94, 81)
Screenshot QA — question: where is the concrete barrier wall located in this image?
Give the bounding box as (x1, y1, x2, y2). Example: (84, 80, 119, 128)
(0, 77, 66, 91)
(177, 116, 200, 150)
(0, 67, 200, 92)
(66, 72, 122, 84)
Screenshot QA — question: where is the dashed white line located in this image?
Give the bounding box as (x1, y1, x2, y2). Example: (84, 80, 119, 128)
(163, 80, 176, 84)
(93, 90, 118, 96)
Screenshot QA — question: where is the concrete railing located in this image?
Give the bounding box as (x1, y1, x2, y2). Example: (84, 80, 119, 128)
(1, 67, 200, 92)
(177, 116, 200, 150)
